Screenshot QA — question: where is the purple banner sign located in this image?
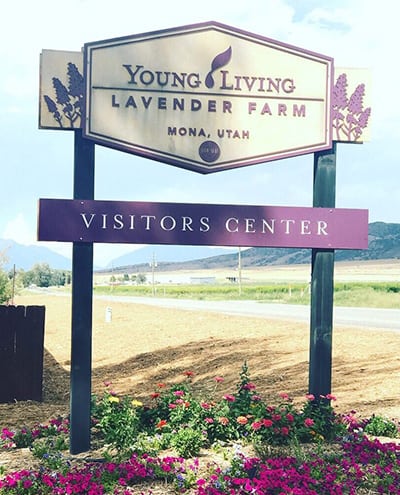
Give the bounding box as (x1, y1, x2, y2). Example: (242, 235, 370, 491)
(37, 199, 368, 250)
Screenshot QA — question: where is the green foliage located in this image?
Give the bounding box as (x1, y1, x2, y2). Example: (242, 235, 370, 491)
(19, 263, 70, 288)
(298, 395, 347, 442)
(89, 364, 349, 461)
(129, 431, 165, 456)
(11, 428, 34, 448)
(30, 436, 68, 470)
(92, 389, 144, 453)
(170, 427, 204, 458)
(93, 280, 400, 308)
(0, 253, 12, 304)
(364, 415, 399, 438)
(136, 273, 147, 284)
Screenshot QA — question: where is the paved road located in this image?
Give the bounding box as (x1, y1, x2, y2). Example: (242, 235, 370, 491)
(95, 295, 400, 332)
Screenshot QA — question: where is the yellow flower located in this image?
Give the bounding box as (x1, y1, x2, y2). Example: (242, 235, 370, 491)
(131, 400, 143, 408)
(108, 396, 120, 403)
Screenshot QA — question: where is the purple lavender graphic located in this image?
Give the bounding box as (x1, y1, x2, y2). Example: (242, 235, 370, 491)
(205, 46, 232, 88)
(43, 62, 84, 128)
(332, 73, 371, 141)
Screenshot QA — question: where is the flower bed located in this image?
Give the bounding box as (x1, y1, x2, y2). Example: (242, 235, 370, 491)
(1, 364, 400, 494)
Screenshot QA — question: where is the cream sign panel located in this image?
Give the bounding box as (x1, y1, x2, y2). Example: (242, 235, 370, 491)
(83, 22, 333, 173)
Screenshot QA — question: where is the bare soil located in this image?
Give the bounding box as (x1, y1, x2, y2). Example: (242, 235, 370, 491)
(1, 292, 399, 432)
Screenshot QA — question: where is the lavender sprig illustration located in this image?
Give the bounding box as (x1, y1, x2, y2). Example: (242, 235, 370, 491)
(332, 73, 371, 141)
(205, 46, 232, 88)
(43, 63, 83, 128)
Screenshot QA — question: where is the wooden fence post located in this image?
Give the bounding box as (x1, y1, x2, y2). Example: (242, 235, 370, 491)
(0, 305, 45, 403)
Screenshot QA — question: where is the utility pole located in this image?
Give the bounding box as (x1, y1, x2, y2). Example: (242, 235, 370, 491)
(150, 252, 157, 296)
(238, 247, 242, 296)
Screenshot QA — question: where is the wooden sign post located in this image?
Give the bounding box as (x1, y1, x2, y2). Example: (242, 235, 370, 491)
(70, 130, 95, 454)
(309, 143, 336, 400)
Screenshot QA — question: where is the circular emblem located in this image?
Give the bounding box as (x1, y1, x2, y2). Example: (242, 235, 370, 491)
(199, 141, 221, 163)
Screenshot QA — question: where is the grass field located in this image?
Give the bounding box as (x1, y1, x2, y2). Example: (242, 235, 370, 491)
(91, 259, 400, 308)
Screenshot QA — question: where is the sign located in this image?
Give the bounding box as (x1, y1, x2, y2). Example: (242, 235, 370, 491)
(38, 198, 368, 250)
(332, 67, 371, 142)
(83, 21, 333, 173)
(39, 50, 84, 129)
(38, 53, 372, 145)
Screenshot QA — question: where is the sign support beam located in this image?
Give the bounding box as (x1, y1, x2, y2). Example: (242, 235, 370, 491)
(70, 130, 95, 454)
(309, 143, 336, 399)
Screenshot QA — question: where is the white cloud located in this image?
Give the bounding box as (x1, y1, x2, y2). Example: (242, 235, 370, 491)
(2, 213, 36, 245)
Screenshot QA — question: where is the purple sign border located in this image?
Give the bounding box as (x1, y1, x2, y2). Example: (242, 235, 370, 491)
(38, 198, 368, 250)
(83, 21, 333, 174)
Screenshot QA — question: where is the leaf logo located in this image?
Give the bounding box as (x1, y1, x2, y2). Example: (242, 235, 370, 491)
(205, 46, 232, 89)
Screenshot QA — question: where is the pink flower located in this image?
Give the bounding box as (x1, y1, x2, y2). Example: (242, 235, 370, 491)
(286, 413, 294, 423)
(304, 418, 315, 427)
(305, 394, 315, 401)
(1, 428, 14, 440)
(326, 393, 337, 401)
(214, 376, 224, 383)
(204, 417, 214, 424)
(223, 394, 236, 402)
(279, 392, 290, 400)
(173, 390, 185, 397)
(251, 421, 262, 430)
(263, 419, 273, 427)
(281, 426, 290, 436)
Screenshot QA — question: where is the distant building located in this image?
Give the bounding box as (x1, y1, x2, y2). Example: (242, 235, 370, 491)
(190, 276, 216, 285)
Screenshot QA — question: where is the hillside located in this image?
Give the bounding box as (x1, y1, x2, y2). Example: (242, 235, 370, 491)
(0, 239, 71, 271)
(99, 221, 400, 273)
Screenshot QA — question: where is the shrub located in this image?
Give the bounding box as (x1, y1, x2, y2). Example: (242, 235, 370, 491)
(170, 427, 204, 458)
(364, 414, 399, 438)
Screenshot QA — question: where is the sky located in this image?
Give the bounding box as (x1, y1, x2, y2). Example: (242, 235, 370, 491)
(1, 0, 398, 267)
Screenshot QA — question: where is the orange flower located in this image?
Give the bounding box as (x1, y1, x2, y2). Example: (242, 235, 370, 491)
(236, 416, 248, 425)
(218, 416, 229, 426)
(156, 419, 168, 429)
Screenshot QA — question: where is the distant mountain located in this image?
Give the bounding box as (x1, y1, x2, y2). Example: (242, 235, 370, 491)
(102, 222, 400, 273)
(106, 245, 237, 268)
(2, 222, 399, 273)
(0, 239, 71, 271)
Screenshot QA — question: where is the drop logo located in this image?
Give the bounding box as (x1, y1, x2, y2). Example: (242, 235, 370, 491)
(205, 46, 233, 89)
